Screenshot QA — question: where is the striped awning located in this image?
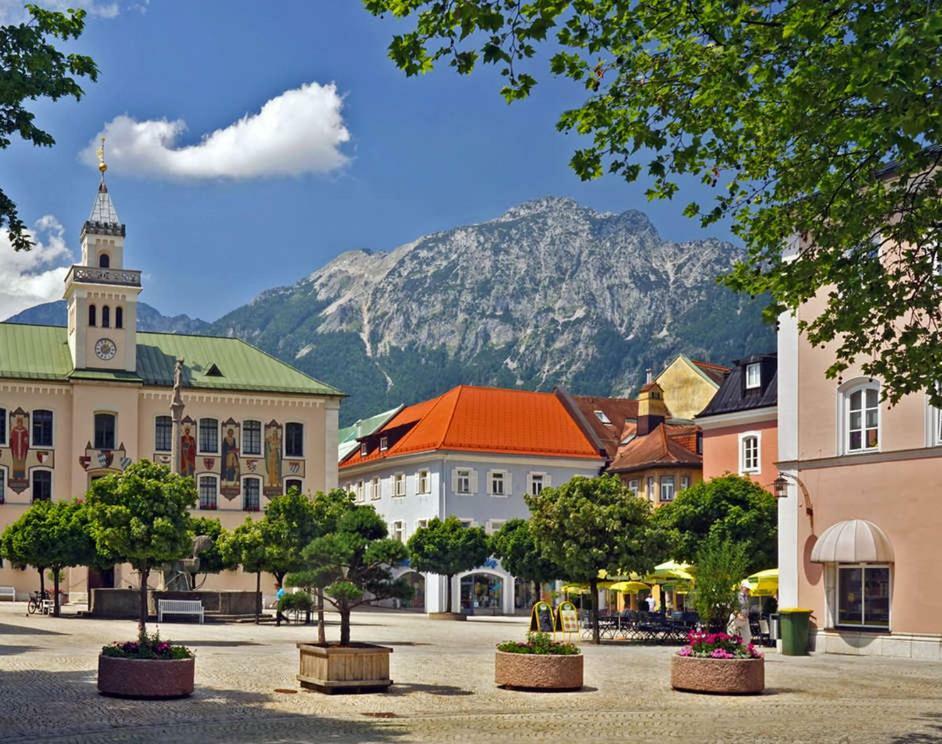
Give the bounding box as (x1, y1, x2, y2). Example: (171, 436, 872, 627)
(810, 519, 894, 563)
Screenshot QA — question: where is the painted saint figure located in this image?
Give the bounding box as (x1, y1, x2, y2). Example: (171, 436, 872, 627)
(264, 422, 282, 493)
(180, 423, 196, 476)
(9, 413, 28, 482)
(220, 426, 240, 494)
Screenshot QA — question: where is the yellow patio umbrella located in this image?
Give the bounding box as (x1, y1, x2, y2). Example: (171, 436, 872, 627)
(561, 581, 614, 593)
(609, 580, 650, 594)
(645, 561, 695, 584)
(744, 568, 778, 596)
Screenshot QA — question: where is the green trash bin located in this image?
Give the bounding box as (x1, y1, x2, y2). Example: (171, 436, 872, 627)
(779, 608, 812, 655)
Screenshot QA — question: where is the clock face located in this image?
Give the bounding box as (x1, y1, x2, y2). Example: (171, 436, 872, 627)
(95, 338, 117, 361)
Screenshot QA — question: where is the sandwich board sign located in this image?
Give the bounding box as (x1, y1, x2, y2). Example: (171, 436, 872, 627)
(529, 601, 556, 633)
(557, 600, 579, 634)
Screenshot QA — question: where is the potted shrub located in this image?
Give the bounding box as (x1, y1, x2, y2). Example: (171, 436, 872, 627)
(495, 632, 583, 691)
(293, 491, 412, 694)
(86, 461, 198, 698)
(98, 631, 195, 699)
(671, 630, 764, 694)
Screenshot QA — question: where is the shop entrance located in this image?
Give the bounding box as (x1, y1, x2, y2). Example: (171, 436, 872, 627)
(461, 573, 503, 615)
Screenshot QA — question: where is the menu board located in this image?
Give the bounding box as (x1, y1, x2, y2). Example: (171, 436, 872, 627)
(529, 601, 556, 633)
(557, 601, 579, 633)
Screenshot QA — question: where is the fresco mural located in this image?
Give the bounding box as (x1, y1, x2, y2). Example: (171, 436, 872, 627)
(180, 417, 196, 476)
(264, 420, 282, 497)
(8, 408, 30, 492)
(79, 443, 129, 474)
(220, 418, 241, 499)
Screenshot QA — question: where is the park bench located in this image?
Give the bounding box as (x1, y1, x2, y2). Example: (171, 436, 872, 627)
(157, 599, 204, 624)
(0, 586, 16, 602)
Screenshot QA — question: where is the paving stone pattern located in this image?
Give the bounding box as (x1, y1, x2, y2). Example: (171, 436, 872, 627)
(0, 606, 941, 743)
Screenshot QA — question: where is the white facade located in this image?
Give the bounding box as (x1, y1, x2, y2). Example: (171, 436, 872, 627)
(340, 451, 602, 614)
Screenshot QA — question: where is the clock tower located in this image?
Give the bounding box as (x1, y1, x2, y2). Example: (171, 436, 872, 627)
(64, 139, 141, 373)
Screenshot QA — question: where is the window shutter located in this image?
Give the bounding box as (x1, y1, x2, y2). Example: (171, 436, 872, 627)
(485, 470, 493, 495)
(504, 471, 512, 496)
(469, 469, 478, 494)
(544, 473, 552, 488)
(451, 468, 458, 493)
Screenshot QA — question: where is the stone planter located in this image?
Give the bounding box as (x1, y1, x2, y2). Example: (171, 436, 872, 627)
(427, 612, 467, 621)
(97, 655, 195, 699)
(495, 650, 584, 691)
(670, 654, 765, 695)
(297, 643, 392, 694)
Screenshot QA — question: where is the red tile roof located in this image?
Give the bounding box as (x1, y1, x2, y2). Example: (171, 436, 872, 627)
(609, 422, 701, 473)
(340, 385, 601, 468)
(691, 359, 730, 386)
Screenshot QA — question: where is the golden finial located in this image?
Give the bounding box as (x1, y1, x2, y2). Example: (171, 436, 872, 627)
(97, 136, 107, 174)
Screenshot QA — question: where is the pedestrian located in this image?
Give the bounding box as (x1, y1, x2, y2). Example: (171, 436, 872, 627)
(645, 593, 656, 613)
(275, 582, 285, 626)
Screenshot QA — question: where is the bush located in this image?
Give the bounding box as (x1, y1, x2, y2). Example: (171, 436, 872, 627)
(497, 632, 580, 656)
(691, 536, 749, 630)
(101, 631, 192, 660)
(678, 630, 762, 660)
(278, 591, 314, 613)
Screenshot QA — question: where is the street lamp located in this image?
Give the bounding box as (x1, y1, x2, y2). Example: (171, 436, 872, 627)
(773, 475, 788, 499)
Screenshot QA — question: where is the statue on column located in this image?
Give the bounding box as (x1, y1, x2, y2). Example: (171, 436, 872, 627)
(170, 357, 186, 475)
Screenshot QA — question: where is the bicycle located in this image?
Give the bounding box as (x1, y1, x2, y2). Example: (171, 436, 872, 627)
(27, 591, 50, 615)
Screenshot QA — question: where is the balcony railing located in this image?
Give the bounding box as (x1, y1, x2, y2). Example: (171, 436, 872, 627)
(65, 265, 141, 287)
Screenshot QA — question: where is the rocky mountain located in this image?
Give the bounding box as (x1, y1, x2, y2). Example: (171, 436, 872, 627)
(210, 197, 775, 423)
(6, 300, 210, 335)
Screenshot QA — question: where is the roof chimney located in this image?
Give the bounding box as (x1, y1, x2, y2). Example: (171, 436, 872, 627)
(637, 381, 669, 436)
(645, 368, 653, 384)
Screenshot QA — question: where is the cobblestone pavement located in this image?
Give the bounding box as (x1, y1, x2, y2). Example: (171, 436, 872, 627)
(1, 605, 941, 743)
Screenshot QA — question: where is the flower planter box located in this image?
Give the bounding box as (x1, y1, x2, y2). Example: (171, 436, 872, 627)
(97, 655, 194, 699)
(495, 650, 584, 692)
(297, 643, 392, 694)
(427, 612, 467, 621)
(670, 654, 764, 695)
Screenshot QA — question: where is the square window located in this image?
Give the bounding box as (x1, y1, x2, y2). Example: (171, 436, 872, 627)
(530, 473, 545, 496)
(627, 479, 639, 495)
(418, 470, 430, 494)
(393, 474, 405, 497)
(456, 469, 471, 494)
(380, 436, 389, 451)
(490, 472, 505, 496)
(391, 521, 405, 543)
(660, 476, 675, 502)
(371, 477, 380, 500)
(838, 564, 890, 628)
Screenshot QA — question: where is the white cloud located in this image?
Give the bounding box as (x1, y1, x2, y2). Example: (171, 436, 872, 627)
(0, 0, 120, 23)
(0, 216, 74, 321)
(81, 82, 351, 180)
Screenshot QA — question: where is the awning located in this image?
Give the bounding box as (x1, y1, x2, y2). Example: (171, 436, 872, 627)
(810, 519, 894, 563)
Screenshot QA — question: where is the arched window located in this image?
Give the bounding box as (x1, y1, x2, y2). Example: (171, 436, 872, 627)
(101, 305, 110, 328)
(94, 413, 116, 451)
(88, 304, 97, 327)
(115, 306, 123, 329)
(842, 380, 880, 453)
(98, 253, 110, 268)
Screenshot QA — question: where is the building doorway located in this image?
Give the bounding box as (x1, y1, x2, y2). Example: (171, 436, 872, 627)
(88, 566, 115, 590)
(461, 573, 503, 615)
(399, 571, 425, 610)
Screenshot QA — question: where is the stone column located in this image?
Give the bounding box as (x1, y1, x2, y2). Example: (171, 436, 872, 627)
(170, 357, 185, 475)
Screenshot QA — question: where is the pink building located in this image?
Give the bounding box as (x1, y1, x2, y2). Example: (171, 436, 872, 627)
(696, 354, 778, 492)
(778, 293, 942, 658)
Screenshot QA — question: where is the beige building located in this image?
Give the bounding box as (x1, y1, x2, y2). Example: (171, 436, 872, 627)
(0, 170, 342, 599)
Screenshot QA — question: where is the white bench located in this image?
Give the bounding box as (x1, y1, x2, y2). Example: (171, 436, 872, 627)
(157, 599, 204, 624)
(0, 586, 15, 602)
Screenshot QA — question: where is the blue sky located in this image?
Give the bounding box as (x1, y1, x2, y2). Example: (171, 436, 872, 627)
(1, 0, 733, 321)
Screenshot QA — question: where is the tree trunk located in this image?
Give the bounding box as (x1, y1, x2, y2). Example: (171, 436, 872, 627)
(138, 567, 150, 638)
(254, 571, 261, 624)
(52, 567, 61, 617)
(590, 577, 600, 645)
(38, 566, 45, 600)
(446, 574, 453, 614)
(339, 607, 350, 646)
(316, 587, 326, 645)
(532, 579, 540, 605)
(274, 572, 284, 627)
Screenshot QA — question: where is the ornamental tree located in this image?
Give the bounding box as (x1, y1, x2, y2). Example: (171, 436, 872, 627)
(0, 499, 100, 616)
(407, 517, 489, 615)
(489, 518, 561, 603)
(692, 536, 750, 631)
(86, 460, 196, 634)
(654, 475, 776, 574)
(365, 0, 942, 406)
(219, 518, 268, 624)
(526, 475, 665, 644)
(0, 5, 98, 251)
(257, 490, 320, 587)
(301, 502, 412, 645)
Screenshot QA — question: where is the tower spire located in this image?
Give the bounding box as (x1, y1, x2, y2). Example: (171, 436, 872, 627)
(83, 135, 124, 237)
(97, 136, 108, 177)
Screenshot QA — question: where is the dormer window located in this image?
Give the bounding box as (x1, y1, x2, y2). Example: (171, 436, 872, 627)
(379, 436, 389, 451)
(745, 362, 761, 389)
(594, 410, 612, 425)
(360, 442, 368, 457)
(205, 363, 223, 377)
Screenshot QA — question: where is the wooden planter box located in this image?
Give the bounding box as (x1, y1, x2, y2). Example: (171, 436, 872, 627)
(670, 654, 765, 695)
(427, 612, 467, 621)
(97, 655, 194, 699)
(297, 643, 392, 694)
(495, 650, 583, 691)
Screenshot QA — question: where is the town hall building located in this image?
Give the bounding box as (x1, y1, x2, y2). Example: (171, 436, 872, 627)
(0, 157, 342, 599)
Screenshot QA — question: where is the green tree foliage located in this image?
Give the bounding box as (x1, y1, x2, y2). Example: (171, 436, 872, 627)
(407, 516, 489, 614)
(489, 518, 560, 601)
(365, 0, 942, 405)
(187, 517, 236, 588)
(525, 475, 665, 643)
(219, 518, 268, 624)
(654, 475, 776, 574)
(0, 499, 99, 616)
(86, 461, 196, 634)
(302, 501, 412, 645)
(1, 5, 97, 250)
(257, 490, 320, 586)
(692, 536, 749, 631)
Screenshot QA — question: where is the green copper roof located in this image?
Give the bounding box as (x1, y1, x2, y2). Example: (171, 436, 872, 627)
(0, 323, 342, 397)
(337, 404, 404, 461)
